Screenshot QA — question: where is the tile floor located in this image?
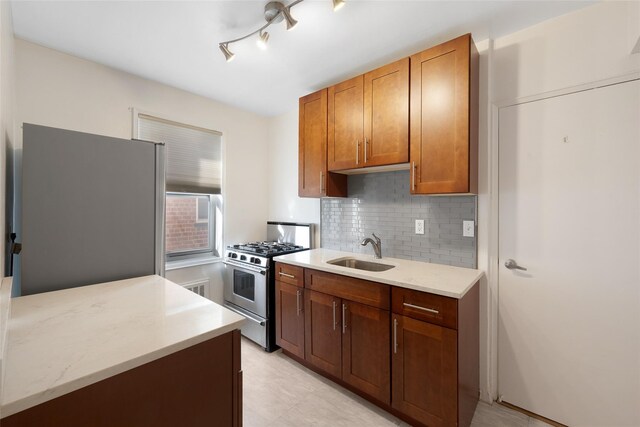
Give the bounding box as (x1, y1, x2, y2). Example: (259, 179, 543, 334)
(242, 339, 552, 427)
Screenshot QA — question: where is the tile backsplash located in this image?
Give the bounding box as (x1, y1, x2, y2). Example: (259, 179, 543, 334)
(321, 170, 477, 269)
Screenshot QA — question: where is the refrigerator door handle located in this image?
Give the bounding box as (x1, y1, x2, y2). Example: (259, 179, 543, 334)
(154, 143, 167, 277)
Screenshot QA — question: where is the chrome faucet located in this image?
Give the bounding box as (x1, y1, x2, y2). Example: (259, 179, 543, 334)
(361, 233, 382, 259)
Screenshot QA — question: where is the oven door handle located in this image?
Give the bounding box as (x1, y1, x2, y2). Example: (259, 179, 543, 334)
(223, 260, 267, 275)
(223, 303, 266, 326)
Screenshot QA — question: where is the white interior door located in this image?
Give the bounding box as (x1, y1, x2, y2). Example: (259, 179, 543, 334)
(498, 80, 640, 426)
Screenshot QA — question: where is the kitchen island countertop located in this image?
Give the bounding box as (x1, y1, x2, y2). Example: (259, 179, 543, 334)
(0, 275, 244, 418)
(274, 248, 484, 299)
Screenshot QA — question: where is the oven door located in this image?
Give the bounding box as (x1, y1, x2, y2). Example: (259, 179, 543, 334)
(223, 260, 268, 318)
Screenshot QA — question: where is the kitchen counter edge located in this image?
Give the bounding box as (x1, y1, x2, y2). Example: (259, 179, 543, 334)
(0, 275, 245, 419)
(274, 249, 484, 299)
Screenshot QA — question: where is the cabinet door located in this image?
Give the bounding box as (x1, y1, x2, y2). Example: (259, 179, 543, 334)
(275, 281, 305, 359)
(363, 58, 409, 167)
(304, 290, 342, 378)
(298, 89, 348, 198)
(299, 89, 327, 197)
(410, 33, 478, 194)
(328, 75, 364, 171)
(392, 315, 457, 427)
(342, 301, 390, 404)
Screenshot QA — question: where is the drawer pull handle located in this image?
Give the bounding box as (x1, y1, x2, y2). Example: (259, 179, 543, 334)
(393, 318, 398, 354)
(342, 303, 347, 334)
(279, 272, 295, 279)
(332, 301, 337, 331)
(296, 290, 302, 316)
(403, 302, 439, 315)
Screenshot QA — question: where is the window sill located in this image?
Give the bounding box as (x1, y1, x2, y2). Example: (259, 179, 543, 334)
(165, 255, 222, 271)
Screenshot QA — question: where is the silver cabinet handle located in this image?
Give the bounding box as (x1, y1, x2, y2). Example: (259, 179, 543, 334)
(342, 303, 347, 334)
(332, 301, 337, 331)
(320, 171, 325, 192)
(356, 140, 359, 165)
(279, 271, 295, 279)
(393, 318, 398, 354)
(364, 137, 368, 163)
(403, 302, 439, 315)
(505, 259, 527, 271)
(296, 290, 301, 316)
(412, 161, 416, 191)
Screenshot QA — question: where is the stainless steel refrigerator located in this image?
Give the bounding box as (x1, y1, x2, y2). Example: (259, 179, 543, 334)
(19, 123, 165, 296)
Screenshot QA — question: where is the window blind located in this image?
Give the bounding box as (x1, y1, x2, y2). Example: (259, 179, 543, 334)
(137, 114, 222, 194)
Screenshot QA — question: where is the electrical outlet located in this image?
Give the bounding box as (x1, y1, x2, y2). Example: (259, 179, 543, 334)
(415, 219, 425, 235)
(463, 220, 475, 237)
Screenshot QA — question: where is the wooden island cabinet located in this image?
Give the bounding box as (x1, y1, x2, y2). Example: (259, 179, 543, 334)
(275, 262, 479, 427)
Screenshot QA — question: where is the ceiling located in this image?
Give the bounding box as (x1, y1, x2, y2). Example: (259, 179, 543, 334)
(11, 0, 595, 117)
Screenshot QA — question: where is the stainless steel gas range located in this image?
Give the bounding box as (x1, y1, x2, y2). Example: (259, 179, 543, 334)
(223, 222, 312, 352)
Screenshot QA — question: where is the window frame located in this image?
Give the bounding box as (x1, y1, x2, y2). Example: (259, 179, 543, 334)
(132, 109, 225, 264)
(165, 192, 215, 259)
(195, 196, 210, 224)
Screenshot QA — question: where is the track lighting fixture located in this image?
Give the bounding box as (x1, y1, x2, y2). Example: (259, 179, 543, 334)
(219, 43, 234, 62)
(218, 0, 344, 61)
(257, 31, 270, 49)
(281, 7, 298, 30)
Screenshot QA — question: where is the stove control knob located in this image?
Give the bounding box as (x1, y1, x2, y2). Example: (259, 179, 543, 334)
(252, 258, 261, 265)
(240, 255, 247, 261)
(231, 253, 238, 259)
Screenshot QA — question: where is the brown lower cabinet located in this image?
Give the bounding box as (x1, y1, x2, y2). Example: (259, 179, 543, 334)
(275, 263, 479, 427)
(275, 280, 305, 358)
(3, 330, 243, 427)
(304, 289, 391, 404)
(391, 315, 457, 427)
(305, 289, 343, 378)
(342, 300, 390, 404)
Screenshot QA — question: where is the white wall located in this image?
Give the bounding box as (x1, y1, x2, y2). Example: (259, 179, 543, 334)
(478, 0, 640, 402)
(14, 38, 271, 296)
(15, 38, 271, 247)
(492, 1, 640, 103)
(0, 1, 14, 415)
(0, 1, 15, 280)
(267, 109, 321, 246)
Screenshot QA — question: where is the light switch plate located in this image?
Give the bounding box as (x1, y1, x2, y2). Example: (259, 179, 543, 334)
(415, 219, 425, 235)
(463, 220, 475, 237)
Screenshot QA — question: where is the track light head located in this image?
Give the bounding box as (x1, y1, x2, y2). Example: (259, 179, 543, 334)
(282, 7, 298, 31)
(220, 0, 342, 62)
(257, 31, 270, 50)
(219, 43, 235, 62)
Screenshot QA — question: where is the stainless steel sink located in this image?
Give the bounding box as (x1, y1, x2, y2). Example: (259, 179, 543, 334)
(327, 257, 395, 272)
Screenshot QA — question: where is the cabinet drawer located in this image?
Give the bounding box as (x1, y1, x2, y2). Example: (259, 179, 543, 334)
(305, 269, 390, 310)
(391, 287, 457, 329)
(275, 263, 304, 287)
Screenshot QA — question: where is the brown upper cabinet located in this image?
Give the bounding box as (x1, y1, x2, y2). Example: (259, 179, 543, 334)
(410, 33, 479, 194)
(328, 75, 363, 171)
(328, 59, 409, 172)
(299, 33, 477, 198)
(298, 89, 347, 198)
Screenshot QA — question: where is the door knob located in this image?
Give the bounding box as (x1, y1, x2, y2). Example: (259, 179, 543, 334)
(505, 259, 527, 271)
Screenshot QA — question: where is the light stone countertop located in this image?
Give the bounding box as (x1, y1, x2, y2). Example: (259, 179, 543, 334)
(0, 275, 245, 418)
(274, 249, 484, 299)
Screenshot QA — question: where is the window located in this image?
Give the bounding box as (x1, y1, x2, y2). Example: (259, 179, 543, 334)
(136, 112, 223, 260)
